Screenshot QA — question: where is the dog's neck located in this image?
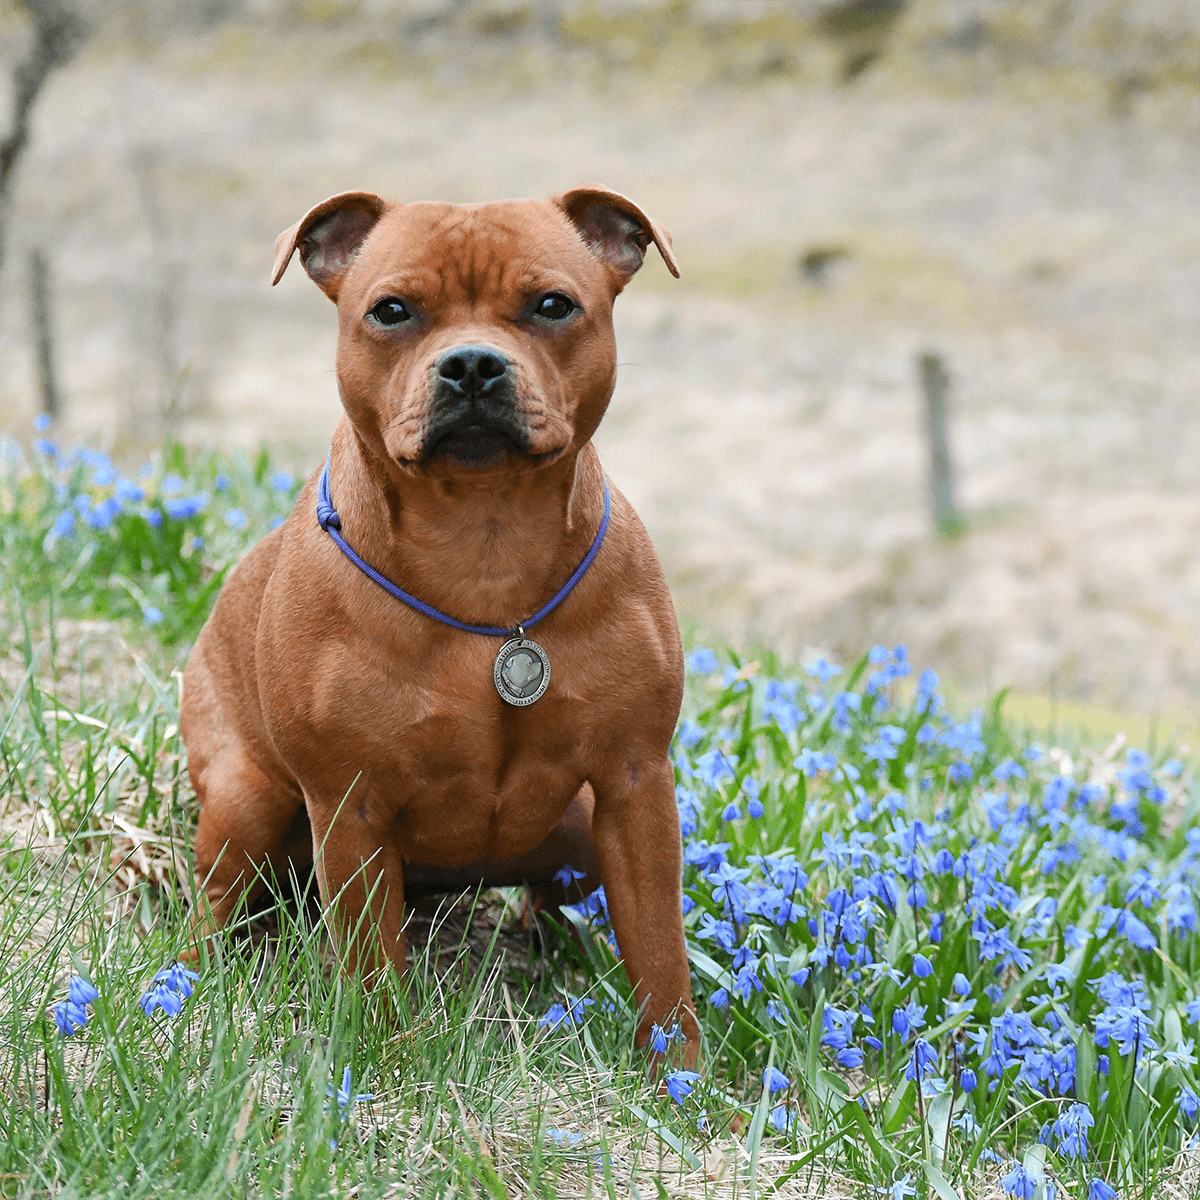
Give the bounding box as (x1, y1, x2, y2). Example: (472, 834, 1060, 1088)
(327, 423, 607, 632)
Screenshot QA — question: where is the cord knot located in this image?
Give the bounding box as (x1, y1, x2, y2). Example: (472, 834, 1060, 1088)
(316, 498, 341, 532)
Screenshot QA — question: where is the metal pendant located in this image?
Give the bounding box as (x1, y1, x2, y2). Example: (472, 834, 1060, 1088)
(493, 636, 551, 707)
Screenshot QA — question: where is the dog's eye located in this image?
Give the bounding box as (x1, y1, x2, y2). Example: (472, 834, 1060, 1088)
(535, 293, 576, 321)
(369, 298, 412, 326)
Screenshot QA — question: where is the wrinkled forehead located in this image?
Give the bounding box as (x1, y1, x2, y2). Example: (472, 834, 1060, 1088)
(345, 199, 597, 302)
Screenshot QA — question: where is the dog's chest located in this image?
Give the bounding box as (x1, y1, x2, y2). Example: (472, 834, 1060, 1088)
(265, 631, 601, 859)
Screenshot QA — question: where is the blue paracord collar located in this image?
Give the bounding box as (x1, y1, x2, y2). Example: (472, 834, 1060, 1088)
(316, 451, 611, 638)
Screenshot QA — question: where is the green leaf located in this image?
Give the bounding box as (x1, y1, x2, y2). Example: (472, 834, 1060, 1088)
(924, 1161, 961, 1200)
(842, 1097, 896, 1176)
(884, 1080, 915, 1135)
(1022, 1143, 1048, 1200)
(1076, 1029, 1098, 1109)
(811, 1068, 850, 1111)
(926, 1089, 953, 1169)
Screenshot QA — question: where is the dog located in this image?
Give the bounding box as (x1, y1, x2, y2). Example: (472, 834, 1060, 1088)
(180, 184, 699, 1061)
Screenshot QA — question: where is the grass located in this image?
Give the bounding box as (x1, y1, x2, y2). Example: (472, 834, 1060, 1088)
(2, 430, 1199, 1199)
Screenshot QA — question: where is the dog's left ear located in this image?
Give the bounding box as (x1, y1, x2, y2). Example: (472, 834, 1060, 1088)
(553, 185, 680, 285)
(271, 190, 388, 299)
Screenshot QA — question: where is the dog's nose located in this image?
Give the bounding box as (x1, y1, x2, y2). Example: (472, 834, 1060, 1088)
(436, 345, 510, 395)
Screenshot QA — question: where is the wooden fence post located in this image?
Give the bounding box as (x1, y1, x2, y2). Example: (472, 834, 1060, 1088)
(29, 246, 60, 422)
(918, 351, 963, 536)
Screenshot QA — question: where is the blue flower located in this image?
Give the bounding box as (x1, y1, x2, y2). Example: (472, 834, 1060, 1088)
(53, 999, 89, 1036)
(115, 477, 145, 502)
(1181, 1088, 1199, 1121)
(272, 471, 295, 493)
(1087, 1181, 1117, 1200)
(34, 437, 58, 458)
(770, 1103, 794, 1132)
(686, 647, 719, 674)
(695, 748, 738, 787)
(34, 414, 51, 430)
(722, 802, 742, 821)
(540, 1002, 567, 1028)
(649, 1023, 683, 1054)
(874, 1177, 917, 1199)
(139, 983, 183, 1017)
(959, 1067, 977, 1092)
(806, 656, 841, 683)
(992, 758, 1026, 782)
(904, 1038, 937, 1082)
(553, 864, 587, 890)
(664, 1070, 700, 1105)
(50, 509, 75, 538)
(539, 996, 593, 1029)
(86, 498, 121, 530)
(162, 472, 185, 494)
(146, 508, 163, 528)
(325, 1065, 372, 1150)
(140, 962, 199, 1016)
(763, 679, 802, 732)
(1052, 1102, 1094, 1158)
(763, 1065, 790, 1092)
(68, 977, 99, 1006)
(794, 747, 837, 777)
(153, 963, 199, 997)
(765, 999, 789, 1025)
(143, 606, 164, 626)
(165, 494, 208, 520)
(329, 1065, 372, 1113)
(912, 953, 934, 978)
(1001, 1163, 1036, 1199)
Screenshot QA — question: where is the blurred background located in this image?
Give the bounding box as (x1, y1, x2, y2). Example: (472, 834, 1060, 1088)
(0, 0, 1197, 728)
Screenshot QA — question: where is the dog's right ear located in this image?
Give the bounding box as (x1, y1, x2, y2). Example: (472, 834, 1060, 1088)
(271, 191, 387, 298)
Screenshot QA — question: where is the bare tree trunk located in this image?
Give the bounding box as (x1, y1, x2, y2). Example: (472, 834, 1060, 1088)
(28, 245, 59, 420)
(126, 145, 187, 436)
(0, 0, 87, 277)
(918, 351, 963, 537)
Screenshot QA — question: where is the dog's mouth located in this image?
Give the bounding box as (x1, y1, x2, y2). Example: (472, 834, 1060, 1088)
(425, 421, 525, 467)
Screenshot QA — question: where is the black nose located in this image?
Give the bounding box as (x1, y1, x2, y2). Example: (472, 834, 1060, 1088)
(436, 345, 510, 395)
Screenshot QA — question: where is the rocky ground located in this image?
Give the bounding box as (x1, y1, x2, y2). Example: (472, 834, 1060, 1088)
(0, 2, 1197, 720)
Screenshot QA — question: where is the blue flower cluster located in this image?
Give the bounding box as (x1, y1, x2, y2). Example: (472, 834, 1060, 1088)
(30, 440, 208, 542)
(139, 962, 200, 1017)
(5, 429, 304, 639)
(52, 975, 99, 1036)
(542, 645, 1193, 1197)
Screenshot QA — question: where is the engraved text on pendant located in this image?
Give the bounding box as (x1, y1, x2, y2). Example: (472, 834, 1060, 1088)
(493, 638, 551, 706)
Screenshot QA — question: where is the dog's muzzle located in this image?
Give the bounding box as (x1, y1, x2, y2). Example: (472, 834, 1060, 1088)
(421, 344, 531, 465)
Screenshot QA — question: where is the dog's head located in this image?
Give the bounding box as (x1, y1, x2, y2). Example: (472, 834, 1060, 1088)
(272, 186, 678, 478)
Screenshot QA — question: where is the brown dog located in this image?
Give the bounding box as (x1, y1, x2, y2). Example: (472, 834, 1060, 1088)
(181, 184, 699, 1059)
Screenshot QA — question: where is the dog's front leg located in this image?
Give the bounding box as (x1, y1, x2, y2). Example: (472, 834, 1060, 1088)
(592, 757, 700, 1068)
(308, 796, 407, 984)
